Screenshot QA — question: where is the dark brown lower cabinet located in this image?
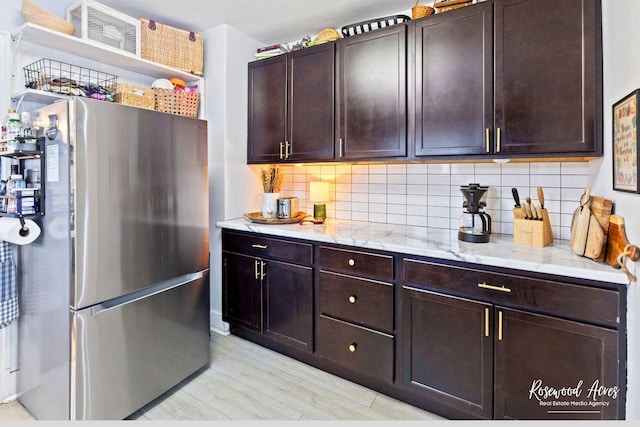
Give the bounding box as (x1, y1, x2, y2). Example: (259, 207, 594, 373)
(402, 287, 493, 419)
(403, 286, 622, 420)
(222, 231, 313, 352)
(495, 307, 620, 420)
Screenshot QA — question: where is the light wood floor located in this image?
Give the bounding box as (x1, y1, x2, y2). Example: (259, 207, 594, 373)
(0, 331, 443, 421)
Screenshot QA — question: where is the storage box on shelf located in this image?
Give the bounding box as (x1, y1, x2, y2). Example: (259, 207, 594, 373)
(114, 82, 155, 110)
(140, 18, 204, 76)
(23, 58, 118, 101)
(154, 88, 200, 117)
(66, 0, 140, 55)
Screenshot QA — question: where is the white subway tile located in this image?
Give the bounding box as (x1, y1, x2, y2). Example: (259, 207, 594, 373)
(352, 202, 369, 212)
(352, 211, 369, 221)
(388, 204, 407, 215)
(387, 214, 407, 225)
(388, 174, 407, 185)
(369, 212, 387, 223)
(560, 174, 588, 188)
(369, 164, 387, 174)
(407, 194, 429, 205)
(407, 215, 429, 227)
(530, 162, 561, 175)
(428, 164, 451, 174)
(560, 162, 589, 175)
(369, 174, 387, 184)
(352, 183, 369, 193)
(369, 203, 387, 213)
(368, 183, 387, 193)
(388, 194, 407, 204)
(502, 162, 530, 174)
(387, 164, 407, 174)
(370, 193, 387, 204)
(407, 164, 430, 174)
(335, 192, 352, 202)
(352, 193, 369, 203)
(352, 165, 369, 174)
(387, 184, 407, 195)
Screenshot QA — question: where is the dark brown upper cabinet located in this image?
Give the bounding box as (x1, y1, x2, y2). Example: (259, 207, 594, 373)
(410, 0, 602, 159)
(247, 43, 335, 163)
(336, 24, 407, 160)
(410, 1, 493, 157)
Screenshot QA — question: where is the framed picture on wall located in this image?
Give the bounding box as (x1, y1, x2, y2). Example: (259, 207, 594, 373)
(612, 90, 640, 193)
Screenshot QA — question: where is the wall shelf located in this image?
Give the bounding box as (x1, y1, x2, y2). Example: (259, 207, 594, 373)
(12, 23, 203, 85)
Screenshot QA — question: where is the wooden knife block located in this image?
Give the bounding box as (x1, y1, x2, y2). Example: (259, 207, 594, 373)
(513, 209, 554, 247)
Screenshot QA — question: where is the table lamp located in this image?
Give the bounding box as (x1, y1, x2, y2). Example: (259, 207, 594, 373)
(309, 181, 330, 222)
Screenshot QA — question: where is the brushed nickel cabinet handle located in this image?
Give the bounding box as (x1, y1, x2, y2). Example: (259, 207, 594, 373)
(478, 282, 511, 293)
(251, 244, 268, 249)
(485, 308, 490, 337)
(496, 127, 501, 153)
(254, 260, 260, 280)
(348, 295, 357, 304)
(279, 142, 284, 159)
(348, 343, 357, 352)
(348, 259, 355, 266)
(339, 138, 344, 158)
(485, 128, 490, 153)
(285, 140, 290, 159)
(260, 261, 266, 280)
(498, 311, 503, 341)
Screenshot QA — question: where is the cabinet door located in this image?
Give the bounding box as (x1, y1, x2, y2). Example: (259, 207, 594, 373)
(403, 286, 493, 419)
(411, 2, 493, 157)
(494, 0, 601, 155)
(247, 55, 287, 163)
(222, 252, 262, 332)
(336, 25, 407, 160)
(287, 44, 335, 162)
(263, 259, 313, 352)
(495, 307, 620, 420)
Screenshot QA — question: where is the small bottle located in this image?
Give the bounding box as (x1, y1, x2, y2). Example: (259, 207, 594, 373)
(6, 109, 21, 150)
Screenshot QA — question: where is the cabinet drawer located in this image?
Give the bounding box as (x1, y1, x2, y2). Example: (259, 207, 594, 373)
(317, 315, 394, 383)
(403, 259, 620, 327)
(319, 271, 393, 333)
(223, 230, 312, 265)
(318, 246, 393, 280)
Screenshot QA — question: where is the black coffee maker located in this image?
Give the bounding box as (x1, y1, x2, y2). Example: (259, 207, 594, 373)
(458, 183, 491, 243)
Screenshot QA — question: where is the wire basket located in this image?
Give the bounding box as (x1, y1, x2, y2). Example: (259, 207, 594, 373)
(154, 88, 200, 118)
(23, 58, 118, 101)
(340, 15, 411, 37)
(114, 82, 155, 110)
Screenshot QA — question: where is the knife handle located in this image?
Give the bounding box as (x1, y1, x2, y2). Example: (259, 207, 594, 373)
(537, 186, 545, 209)
(511, 188, 520, 207)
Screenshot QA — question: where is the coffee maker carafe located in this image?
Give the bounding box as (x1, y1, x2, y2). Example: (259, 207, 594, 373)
(458, 183, 491, 243)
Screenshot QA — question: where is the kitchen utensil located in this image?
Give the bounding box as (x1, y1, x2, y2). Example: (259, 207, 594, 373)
(277, 197, 299, 219)
(256, 192, 280, 219)
(536, 186, 545, 209)
(604, 215, 640, 268)
(458, 183, 491, 243)
(570, 188, 592, 256)
(584, 214, 606, 260)
(587, 196, 613, 262)
(511, 188, 524, 219)
(523, 197, 533, 219)
(244, 211, 307, 224)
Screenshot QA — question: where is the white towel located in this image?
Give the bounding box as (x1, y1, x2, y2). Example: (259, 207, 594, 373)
(0, 241, 18, 329)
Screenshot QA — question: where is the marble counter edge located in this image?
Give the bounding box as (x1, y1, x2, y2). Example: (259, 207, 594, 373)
(216, 218, 631, 286)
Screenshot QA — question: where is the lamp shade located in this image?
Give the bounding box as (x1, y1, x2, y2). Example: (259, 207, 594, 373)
(309, 181, 330, 202)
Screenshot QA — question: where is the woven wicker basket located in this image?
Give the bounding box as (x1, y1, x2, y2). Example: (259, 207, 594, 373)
(154, 88, 200, 117)
(114, 83, 155, 110)
(140, 18, 203, 76)
(435, 0, 472, 12)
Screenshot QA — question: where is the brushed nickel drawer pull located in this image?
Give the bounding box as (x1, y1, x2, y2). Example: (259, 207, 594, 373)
(254, 260, 260, 280)
(285, 140, 290, 159)
(348, 295, 357, 304)
(251, 244, 268, 249)
(348, 259, 355, 266)
(484, 308, 490, 337)
(348, 343, 357, 352)
(496, 127, 502, 153)
(485, 128, 490, 153)
(279, 142, 284, 159)
(498, 311, 503, 341)
(477, 282, 511, 293)
(260, 261, 266, 280)
(339, 138, 344, 158)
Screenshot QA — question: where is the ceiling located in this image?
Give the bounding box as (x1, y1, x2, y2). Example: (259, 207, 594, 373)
(15, 0, 414, 45)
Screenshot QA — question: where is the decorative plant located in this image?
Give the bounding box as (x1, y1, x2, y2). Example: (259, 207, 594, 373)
(261, 166, 285, 193)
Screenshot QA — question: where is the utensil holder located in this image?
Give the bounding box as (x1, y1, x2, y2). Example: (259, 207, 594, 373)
(513, 209, 553, 247)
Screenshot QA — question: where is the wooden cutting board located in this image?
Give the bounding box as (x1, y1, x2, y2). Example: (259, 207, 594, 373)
(604, 215, 640, 268)
(570, 188, 591, 256)
(584, 196, 613, 262)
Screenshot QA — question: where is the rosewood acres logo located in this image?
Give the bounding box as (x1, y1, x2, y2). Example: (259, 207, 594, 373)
(529, 379, 619, 413)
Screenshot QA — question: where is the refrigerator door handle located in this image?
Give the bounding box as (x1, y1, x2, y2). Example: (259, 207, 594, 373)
(90, 271, 205, 316)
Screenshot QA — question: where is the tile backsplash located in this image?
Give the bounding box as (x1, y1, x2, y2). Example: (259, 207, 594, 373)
(256, 161, 590, 241)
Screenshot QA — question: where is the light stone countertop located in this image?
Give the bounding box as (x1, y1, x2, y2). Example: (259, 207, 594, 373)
(216, 217, 631, 286)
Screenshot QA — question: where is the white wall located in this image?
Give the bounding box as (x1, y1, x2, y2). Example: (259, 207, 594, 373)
(204, 24, 262, 333)
(601, 0, 640, 418)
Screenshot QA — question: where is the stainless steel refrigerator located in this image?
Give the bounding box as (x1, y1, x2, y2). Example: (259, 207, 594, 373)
(17, 97, 210, 420)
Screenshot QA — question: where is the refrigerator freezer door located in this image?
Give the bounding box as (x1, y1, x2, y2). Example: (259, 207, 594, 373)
(72, 98, 209, 309)
(73, 270, 210, 420)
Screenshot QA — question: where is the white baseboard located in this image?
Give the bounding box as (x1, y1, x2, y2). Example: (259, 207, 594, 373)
(210, 309, 229, 336)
